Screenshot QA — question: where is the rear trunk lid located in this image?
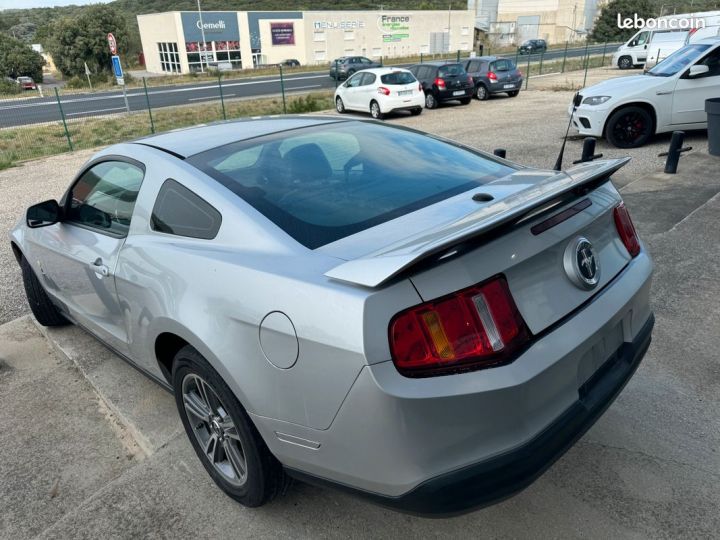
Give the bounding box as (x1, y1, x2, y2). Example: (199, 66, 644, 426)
(320, 158, 632, 334)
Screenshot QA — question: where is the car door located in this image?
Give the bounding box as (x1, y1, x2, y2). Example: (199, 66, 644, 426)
(29, 159, 144, 354)
(357, 72, 377, 110)
(672, 45, 720, 125)
(629, 30, 651, 62)
(342, 71, 365, 109)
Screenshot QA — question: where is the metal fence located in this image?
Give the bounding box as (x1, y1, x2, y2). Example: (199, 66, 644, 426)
(0, 42, 618, 168)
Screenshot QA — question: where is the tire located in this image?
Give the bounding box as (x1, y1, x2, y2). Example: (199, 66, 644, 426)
(460, 97, 472, 105)
(411, 107, 422, 116)
(370, 100, 384, 120)
(618, 56, 633, 70)
(335, 96, 346, 114)
(173, 345, 288, 508)
(425, 92, 438, 109)
(475, 85, 489, 101)
(605, 106, 654, 149)
(20, 257, 68, 327)
(508, 90, 520, 97)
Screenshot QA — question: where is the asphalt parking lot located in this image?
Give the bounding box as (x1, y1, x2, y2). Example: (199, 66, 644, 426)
(1, 75, 719, 538)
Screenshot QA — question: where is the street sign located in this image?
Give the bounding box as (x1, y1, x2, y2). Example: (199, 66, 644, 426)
(111, 55, 124, 86)
(107, 33, 117, 55)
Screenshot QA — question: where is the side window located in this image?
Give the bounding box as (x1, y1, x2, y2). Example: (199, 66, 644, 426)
(360, 72, 376, 85)
(634, 31, 650, 46)
(696, 47, 720, 77)
(467, 60, 480, 72)
(361, 57, 372, 64)
(495, 59, 510, 71)
(66, 160, 144, 237)
(151, 179, 221, 240)
(346, 72, 363, 87)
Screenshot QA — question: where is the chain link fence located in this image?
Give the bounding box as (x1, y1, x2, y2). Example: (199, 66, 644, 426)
(1, 42, 619, 169)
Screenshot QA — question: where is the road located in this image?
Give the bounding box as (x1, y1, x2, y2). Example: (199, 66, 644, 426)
(0, 44, 618, 128)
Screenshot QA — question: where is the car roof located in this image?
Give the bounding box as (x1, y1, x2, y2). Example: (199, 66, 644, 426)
(415, 60, 463, 67)
(353, 67, 412, 75)
(133, 116, 349, 158)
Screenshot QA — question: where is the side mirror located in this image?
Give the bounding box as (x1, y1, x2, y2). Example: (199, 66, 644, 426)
(688, 64, 710, 78)
(27, 200, 62, 228)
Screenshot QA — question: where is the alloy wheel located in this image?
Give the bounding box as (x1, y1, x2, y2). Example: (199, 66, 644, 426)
(612, 111, 649, 146)
(182, 373, 248, 487)
(476, 86, 488, 100)
(425, 93, 436, 109)
(336, 97, 345, 113)
(371, 102, 381, 119)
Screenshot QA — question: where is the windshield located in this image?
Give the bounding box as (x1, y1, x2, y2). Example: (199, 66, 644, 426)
(438, 64, 466, 78)
(380, 71, 416, 85)
(647, 43, 710, 76)
(187, 122, 514, 249)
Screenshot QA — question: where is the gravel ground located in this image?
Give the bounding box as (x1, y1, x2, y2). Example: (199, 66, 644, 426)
(0, 73, 709, 325)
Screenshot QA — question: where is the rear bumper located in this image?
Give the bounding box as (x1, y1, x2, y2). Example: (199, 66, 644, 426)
(380, 93, 425, 113)
(437, 87, 473, 101)
(289, 312, 653, 516)
(489, 80, 522, 94)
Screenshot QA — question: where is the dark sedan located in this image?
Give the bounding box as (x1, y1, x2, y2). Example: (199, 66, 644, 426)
(464, 56, 523, 100)
(408, 61, 474, 109)
(518, 39, 547, 55)
(329, 56, 382, 80)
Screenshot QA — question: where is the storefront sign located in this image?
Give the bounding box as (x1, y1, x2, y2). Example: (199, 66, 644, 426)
(378, 14, 410, 42)
(313, 20, 365, 30)
(270, 22, 295, 45)
(181, 12, 240, 42)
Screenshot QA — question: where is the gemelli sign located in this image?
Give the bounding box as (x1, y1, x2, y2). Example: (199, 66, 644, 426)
(181, 12, 240, 42)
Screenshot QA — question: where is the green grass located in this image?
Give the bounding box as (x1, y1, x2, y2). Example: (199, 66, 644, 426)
(0, 91, 333, 168)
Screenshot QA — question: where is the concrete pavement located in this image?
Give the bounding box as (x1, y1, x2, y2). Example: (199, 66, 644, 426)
(1, 151, 718, 538)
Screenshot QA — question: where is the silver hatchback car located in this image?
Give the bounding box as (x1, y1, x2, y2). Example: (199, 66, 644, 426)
(11, 117, 653, 516)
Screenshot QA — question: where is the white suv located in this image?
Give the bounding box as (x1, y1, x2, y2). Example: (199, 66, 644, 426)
(334, 67, 425, 120)
(571, 39, 720, 148)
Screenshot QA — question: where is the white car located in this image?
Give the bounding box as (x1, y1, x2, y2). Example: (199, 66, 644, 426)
(571, 38, 720, 148)
(334, 67, 425, 120)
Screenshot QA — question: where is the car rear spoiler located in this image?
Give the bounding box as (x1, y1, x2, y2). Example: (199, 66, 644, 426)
(324, 157, 631, 288)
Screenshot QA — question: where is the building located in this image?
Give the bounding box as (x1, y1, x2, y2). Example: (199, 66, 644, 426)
(468, 0, 608, 45)
(137, 10, 476, 74)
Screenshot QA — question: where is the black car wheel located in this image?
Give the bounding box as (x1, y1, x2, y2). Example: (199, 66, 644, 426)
(618, 56, 633, 70)
(425, 92, 438, 109)
(335, 96, 346, 113)
(476, 85, 489, 101)
(20, 257, 68, 327)
(173, 345, 289, 508)
(606, 106, 653, 148)
(370, 100, 384, 120)
(508, 90, 520, 97)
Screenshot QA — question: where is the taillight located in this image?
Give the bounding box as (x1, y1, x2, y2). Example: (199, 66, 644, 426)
(487, 71, 498, 82)
(467, 75, 474, 84)
(434, 77, 446, 89)
(389, 276, 530, 377)
(614, 203, 641, 257)
(418, 82, 422, 91)
(377, 86, 390, 96)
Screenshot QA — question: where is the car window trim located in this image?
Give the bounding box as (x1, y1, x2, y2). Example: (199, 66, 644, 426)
(61, 154, 147, 239)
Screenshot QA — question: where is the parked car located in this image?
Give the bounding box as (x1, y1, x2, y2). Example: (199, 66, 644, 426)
(16, 76, 36, 90)
(280, 59, 300, 67)
(329, 56, 382, 80)
(613, 28, 689, 69)
(518, 39, 547, 55)
(464, 56, 523, 100)
(571, 38, 720, 148)
(12, 115, 654, 516)
(334, 67, 424, 119)
(408, 61, 474, 108)
(643, 29, 692, 70)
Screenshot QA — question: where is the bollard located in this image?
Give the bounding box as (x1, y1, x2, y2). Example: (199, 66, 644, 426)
(493, 148, 506, 158)
(658, 131, 692, 174)
(706, 98, 720, 156)
(572, 137, 603, 164)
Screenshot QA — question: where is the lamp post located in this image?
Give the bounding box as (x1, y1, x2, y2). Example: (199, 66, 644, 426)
(197, 0, 208, 73)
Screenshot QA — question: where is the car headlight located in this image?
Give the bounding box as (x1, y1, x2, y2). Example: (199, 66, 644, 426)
(582, 96, 611, 106)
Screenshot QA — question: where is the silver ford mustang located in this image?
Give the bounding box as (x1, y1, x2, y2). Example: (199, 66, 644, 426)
(10, 116, 653, 516)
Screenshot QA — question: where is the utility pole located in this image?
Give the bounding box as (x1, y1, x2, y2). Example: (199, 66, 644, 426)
(197, 0, 207, 73)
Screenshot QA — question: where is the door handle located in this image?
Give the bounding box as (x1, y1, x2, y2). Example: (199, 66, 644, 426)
(656, 91, 672, 95)
(91, 257, 110, 277)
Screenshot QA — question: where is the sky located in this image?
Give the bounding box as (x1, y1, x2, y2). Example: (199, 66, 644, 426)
(0, 0, 112, 9)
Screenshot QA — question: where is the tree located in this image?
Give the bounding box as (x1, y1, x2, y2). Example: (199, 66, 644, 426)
(8, 22, 37, 42)
(0, 33, 44, 80)
(45, 5, 128, 77)
(590, 0, 655, 42)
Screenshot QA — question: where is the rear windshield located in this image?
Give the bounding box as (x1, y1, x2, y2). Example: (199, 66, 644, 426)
(380, 71, 416, 85)
(187, 122, 514, 249)
(438, 64, 466, 78)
